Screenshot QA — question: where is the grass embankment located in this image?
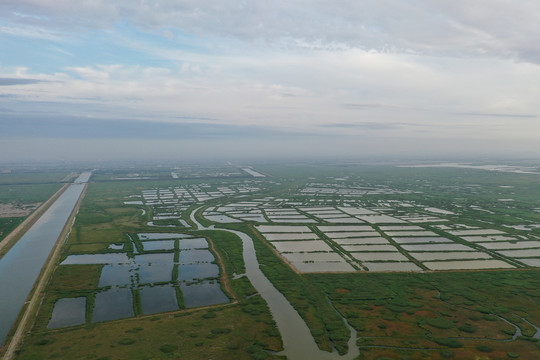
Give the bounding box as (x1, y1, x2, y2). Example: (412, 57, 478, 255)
(16, 306, 283, 360)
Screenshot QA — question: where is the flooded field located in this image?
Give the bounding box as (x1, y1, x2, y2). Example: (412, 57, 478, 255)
(341, 244, 398, 252)
(423, 260, 515, 270)
(317, 225, 372, 232)
(410, 251, 492, 261)
(138, 233, 194, 240)
(264, 233, 320, 241)
(62, 253, 130, 265)
(520, 258, 540, 266)
(363, 262, 422, 272)
(333, 237, 388, 245)
(253, 192, 540, 274)
(178, 249, 215, 264)
(384, 230, 439, 237)
(351, 252, 410, 261)
(497, 249, 540, 257)
(272, 240, 333, 253)
(476, 241, 540, 250)
(337, 207, 377, 215)
(449, 229, 505, 236)
(282, 252, 347, 262)
(321, 217, 363, 223)
(462, 235, 519, 242)
(401, 243, 475, 252)
(247, 182, 540, 275)
(379, 225, 424, 231)
(177, 238, 208, 249)
(291, 261, 355, 273)
(256, 225, 311, 232)
(392, 237, 452, 244)
(140, 285, 178, 315)
(204, 214, 241, 223)
(181, 281, 230, 308)
(98, 264, 132, 287)
(92, 288, 134, 323)
(357, 214, 406, 223)
(47, 298, 86, 329)
(323, 231, 379, 238)
(141, 240, 175, 251)
(49, 232, 228, 329)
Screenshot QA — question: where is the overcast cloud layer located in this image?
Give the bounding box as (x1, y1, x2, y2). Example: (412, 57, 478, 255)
(1, 1, 539, 162)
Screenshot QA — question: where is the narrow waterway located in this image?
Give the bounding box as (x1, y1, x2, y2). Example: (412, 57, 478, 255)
(190, 209, 359, 359)
(0, 173, 90, 346)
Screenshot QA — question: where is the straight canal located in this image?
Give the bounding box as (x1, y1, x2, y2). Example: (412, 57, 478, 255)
(0, 172, 91, 346)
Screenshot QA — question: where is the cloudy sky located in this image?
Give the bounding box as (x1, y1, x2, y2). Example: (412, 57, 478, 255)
(1, 1, 539, 162)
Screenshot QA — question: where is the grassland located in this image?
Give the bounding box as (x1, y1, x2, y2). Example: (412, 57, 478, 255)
(312, 270, 540, 359)
(17, 305, 282, 360)
(0, 170, 67, 243)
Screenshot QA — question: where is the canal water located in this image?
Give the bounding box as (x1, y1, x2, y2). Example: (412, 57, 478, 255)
(0, 173, 89, 346)
(190, 209, 359, 359)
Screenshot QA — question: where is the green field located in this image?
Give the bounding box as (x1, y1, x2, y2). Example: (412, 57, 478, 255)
(0, 170, 69, 243)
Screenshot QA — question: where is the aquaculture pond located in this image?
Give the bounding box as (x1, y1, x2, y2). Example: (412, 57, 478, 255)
(140, 285, 179, 315)
(47, 297, 86, 329)
(48, 233, 229, 328)
(180, 281, 230, 308)
(92, 288, 134, 322)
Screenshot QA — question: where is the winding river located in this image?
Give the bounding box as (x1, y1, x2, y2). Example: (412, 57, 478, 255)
(190, 208, 359, 359)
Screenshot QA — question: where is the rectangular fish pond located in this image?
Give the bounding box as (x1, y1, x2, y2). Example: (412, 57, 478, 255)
(49, 233, 230, 328)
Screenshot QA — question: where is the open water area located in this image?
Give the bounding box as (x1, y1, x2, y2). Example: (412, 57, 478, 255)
(50, 233, 229, 326)
(190, 210, 359, 359)
(0, 173, 90, 346)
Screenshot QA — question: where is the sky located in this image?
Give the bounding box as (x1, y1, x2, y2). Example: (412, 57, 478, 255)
(1, 1, 540, 162)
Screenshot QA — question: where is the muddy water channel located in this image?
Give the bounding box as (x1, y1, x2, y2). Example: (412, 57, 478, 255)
(0, 182, 86, 346)
(190, 209, 359, 360)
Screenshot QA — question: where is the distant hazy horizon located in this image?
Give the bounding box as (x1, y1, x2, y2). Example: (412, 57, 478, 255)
(1, 1, 540, 162)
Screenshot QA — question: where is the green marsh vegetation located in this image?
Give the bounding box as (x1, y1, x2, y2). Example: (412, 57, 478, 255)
(0, 170, 70, 185)
(312, 270, 540, 358)
(0, 169, 67, 243)
(221, 222, 352, 355)
(11, 162, 540, 359)
(17, 305, 283, 360)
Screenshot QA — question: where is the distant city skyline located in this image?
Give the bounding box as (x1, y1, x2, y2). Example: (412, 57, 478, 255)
(1, 1, 540, 161)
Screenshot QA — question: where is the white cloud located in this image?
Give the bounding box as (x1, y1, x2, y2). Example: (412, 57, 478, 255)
(2, 1, 540, 61)
(1, 1, 540, 160)
(2, 47, 539, 134)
